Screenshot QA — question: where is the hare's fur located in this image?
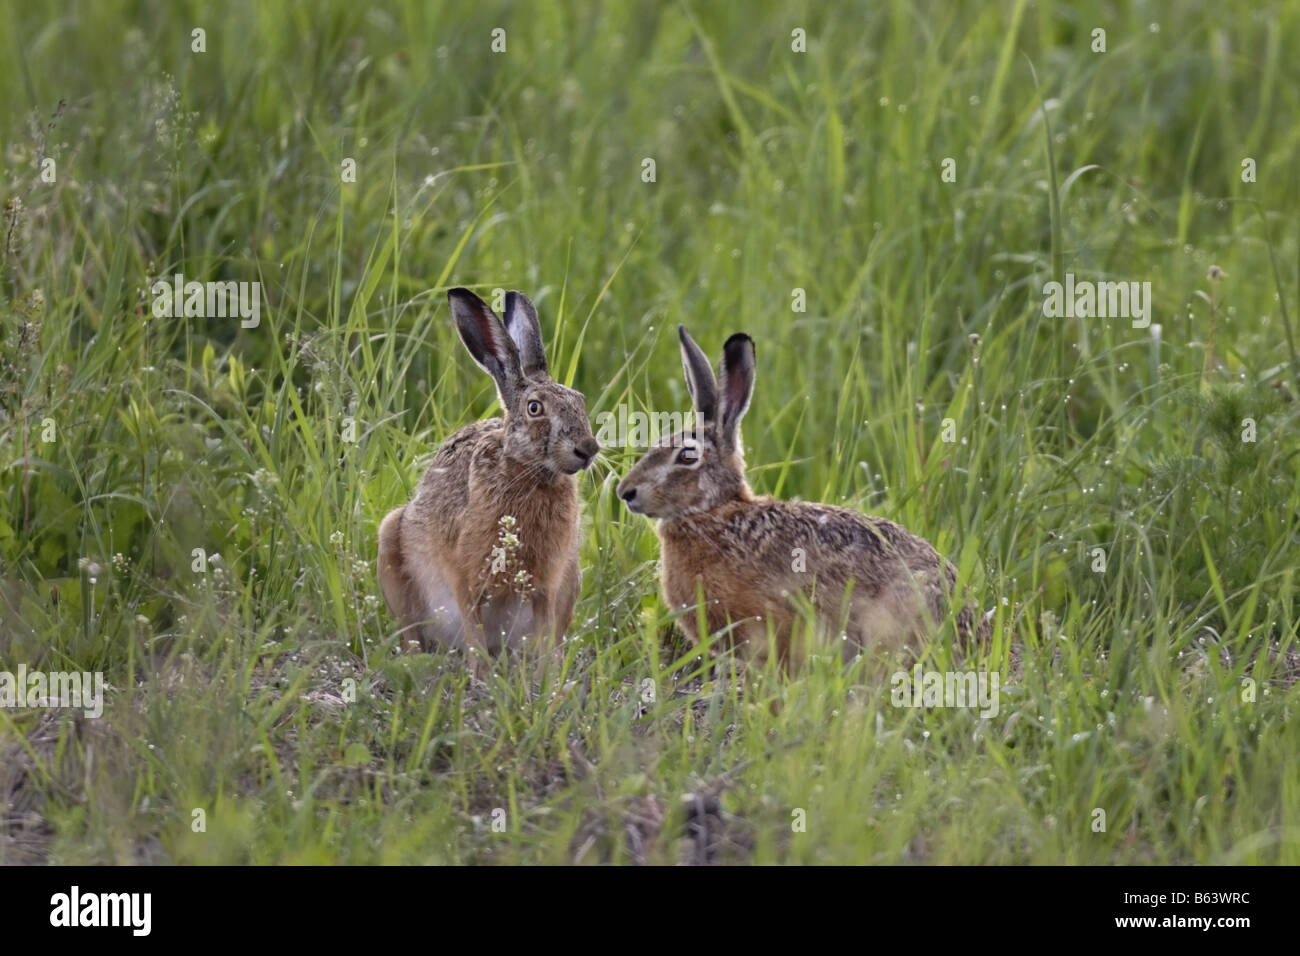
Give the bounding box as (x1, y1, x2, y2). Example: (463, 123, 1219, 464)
(618, 328, 985, 665)
(378, 289, 598, 662)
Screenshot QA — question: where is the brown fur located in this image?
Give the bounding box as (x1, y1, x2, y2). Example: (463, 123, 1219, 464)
(659, 491, 983, 666)
(378, 289, 597, 667)
(618, 328, 987, 668)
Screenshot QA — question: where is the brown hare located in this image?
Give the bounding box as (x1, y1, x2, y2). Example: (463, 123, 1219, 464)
(377, 288, 599, 669)
(616, 327, 986, 667)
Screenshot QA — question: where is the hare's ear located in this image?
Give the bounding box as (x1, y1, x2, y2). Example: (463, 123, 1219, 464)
(503, 291, 548, 378)
(716, 333, 755, 452)
(449, 288, 524, 410)
(678, 326, 718, 426)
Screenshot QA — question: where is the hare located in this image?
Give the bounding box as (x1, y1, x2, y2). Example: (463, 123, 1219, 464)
(616, 327, 986, 667)
(377, 288, 600, 667)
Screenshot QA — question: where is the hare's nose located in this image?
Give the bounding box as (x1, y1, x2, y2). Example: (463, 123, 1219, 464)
(619, 486, 637, 502)
(574, 438, 600, 462)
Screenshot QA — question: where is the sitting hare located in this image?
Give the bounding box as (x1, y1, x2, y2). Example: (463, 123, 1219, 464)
(378, 288, 600, 665)
(616, 327, 986, 665)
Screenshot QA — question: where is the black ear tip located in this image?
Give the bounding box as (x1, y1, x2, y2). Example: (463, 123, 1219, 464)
(449, 287, 475, 303)
(723, 332, 754, 355)
(678, 325, 690, 342)
(505, 290, 539, 318)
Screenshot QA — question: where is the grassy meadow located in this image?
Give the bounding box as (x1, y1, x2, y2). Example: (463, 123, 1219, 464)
(1, 0, 1298, 864)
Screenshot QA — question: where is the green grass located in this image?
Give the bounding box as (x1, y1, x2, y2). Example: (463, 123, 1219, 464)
(1, 0, 1298, 864)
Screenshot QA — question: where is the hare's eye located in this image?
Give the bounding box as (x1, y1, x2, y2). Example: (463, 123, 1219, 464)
(677, 446, 699, 465)
(526, 400, 544, 417)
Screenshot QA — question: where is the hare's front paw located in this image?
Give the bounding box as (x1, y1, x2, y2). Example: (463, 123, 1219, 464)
(464, 645, 491, 682)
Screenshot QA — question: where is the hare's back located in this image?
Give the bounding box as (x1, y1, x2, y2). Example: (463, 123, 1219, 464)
(417, 417, 502, 483)
(698, 497, 948, 583)
(406, 417, 504, 518)
(787, 499, 947, 570)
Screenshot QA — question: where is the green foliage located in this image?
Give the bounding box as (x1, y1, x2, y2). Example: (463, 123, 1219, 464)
(0, 0, 1297, 864)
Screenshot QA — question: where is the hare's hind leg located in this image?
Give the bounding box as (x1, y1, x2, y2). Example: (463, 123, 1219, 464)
(378, 507, 465, 650)
(849, 589, 923, 663)
(378, 507, 415, 635)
